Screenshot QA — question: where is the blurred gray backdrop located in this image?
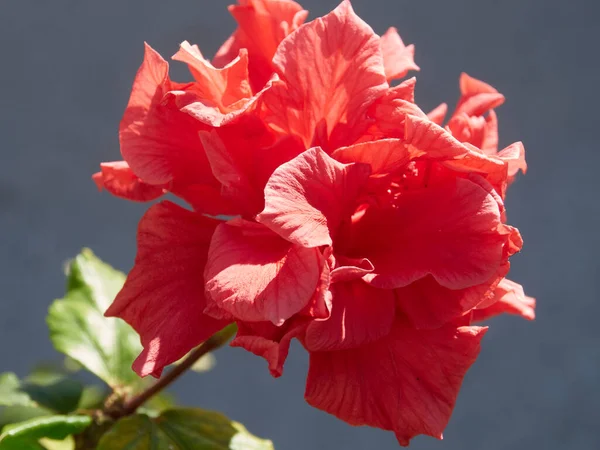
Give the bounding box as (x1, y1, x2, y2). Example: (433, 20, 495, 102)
(1, 0, 598, 448)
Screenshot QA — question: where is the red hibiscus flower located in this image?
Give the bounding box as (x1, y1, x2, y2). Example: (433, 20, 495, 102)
(96, 0, 534, 446)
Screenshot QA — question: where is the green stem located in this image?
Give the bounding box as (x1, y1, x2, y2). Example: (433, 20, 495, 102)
(107, 323, 237, 420)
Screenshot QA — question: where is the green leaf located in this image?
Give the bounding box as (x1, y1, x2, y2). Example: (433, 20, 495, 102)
(47, 249, 143, 389)
(0, 406, 54, 431)
(97, 408, 274, 450)
(0, 416, 92, 448)
(0, 437, 46, 450)
(20, 379, 83, 415)
(0, 374, 35, 408)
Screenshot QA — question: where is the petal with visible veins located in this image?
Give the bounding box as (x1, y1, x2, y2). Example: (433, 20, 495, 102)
(305, 320, 487, 446)
(305, 279, 395, 351)
(204, 219, 324, 325)
(105, 201, 230, 377)
(355, 177, 505, 290)
(257, 147, 371, 247)
(263, 0, 388, 148)
(380, 27, 419, 81)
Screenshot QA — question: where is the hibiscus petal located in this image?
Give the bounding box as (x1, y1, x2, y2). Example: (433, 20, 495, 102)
(197, 120, 304, 216)
(498, 141, 528, 177)
(359, 80, 424, 141)
(358, 177, 505, 289)
(215, 0, 308, 90)
(119, 43, 214, 186)
(455, 92, 505, 118)
(257, 147, 371, 247)
(395, 263, 509, 329)
(168, 183, 240, 217)
(441, 145, 509, 198)
(380, 27, 419, 81)
(454, 73, 504, 118)
(104, 201, 230, 377)
(92, 161, 165, 202)
(230, 318, 308, 377)
(204, 219, 323, 325)
(300, 247, 333, 319)
(460, 72, 498, 96)
(305, 321, 487, 446)
(172, 41, 252, 109)
(427, 103, 448, 125)
(331, 139, 420, 175)
(264, 0, 388, 148)
(305, 280, 395, 351)
(330, 256, 374, 283)
(404, 114, 469, 159)
(474, 278, 536, 322)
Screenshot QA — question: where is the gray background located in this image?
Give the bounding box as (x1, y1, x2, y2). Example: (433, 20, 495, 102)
(1, 0, 598, 448)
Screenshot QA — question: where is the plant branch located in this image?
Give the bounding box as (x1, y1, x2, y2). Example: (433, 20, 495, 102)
(107, 323, 237, 419)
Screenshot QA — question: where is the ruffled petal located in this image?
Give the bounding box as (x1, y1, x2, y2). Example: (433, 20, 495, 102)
(214, 0, 308, 90)
(204, 219, 324, 325)
(459, 72, 498, 96)
(395, 263, 509, 329)
(230, 318, 308, 377)
(197, 120, 304, 216)
(480, 109, 499, 154)
(473, 278, 536, 322)
(331, 139, 420, 175)
(257, 147, 371, 247)
(119, 43, 214, 187)
(427, 103, 448, 125)
(169, 63, 277, 129)
(305, 280, 395, 351)
(380, 27, 419, 81)
(404, 114, 469, 159)
(360, 79, 424, 141)
(498, 141, 528, 178)
(104, 201, 230, 377)
(356, 177, 505, 289)
(263, 0, 388, 148)
(441, 145, 509, 198)
(330, 257, 374, 283)
(305, 321, 488, 446)
(92, 161, 165, 202)
(455, 74, 505, 117)
(172, 41, 252, 109)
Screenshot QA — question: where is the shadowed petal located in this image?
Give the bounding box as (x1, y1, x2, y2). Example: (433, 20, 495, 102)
(305, 280, 395, 351)
(305, 321, 487, 446)
(231, 318, 308, 377)
(105, 201, 230, 377)
(357, 177, 505, 289)
(395, 263, 509, 329)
